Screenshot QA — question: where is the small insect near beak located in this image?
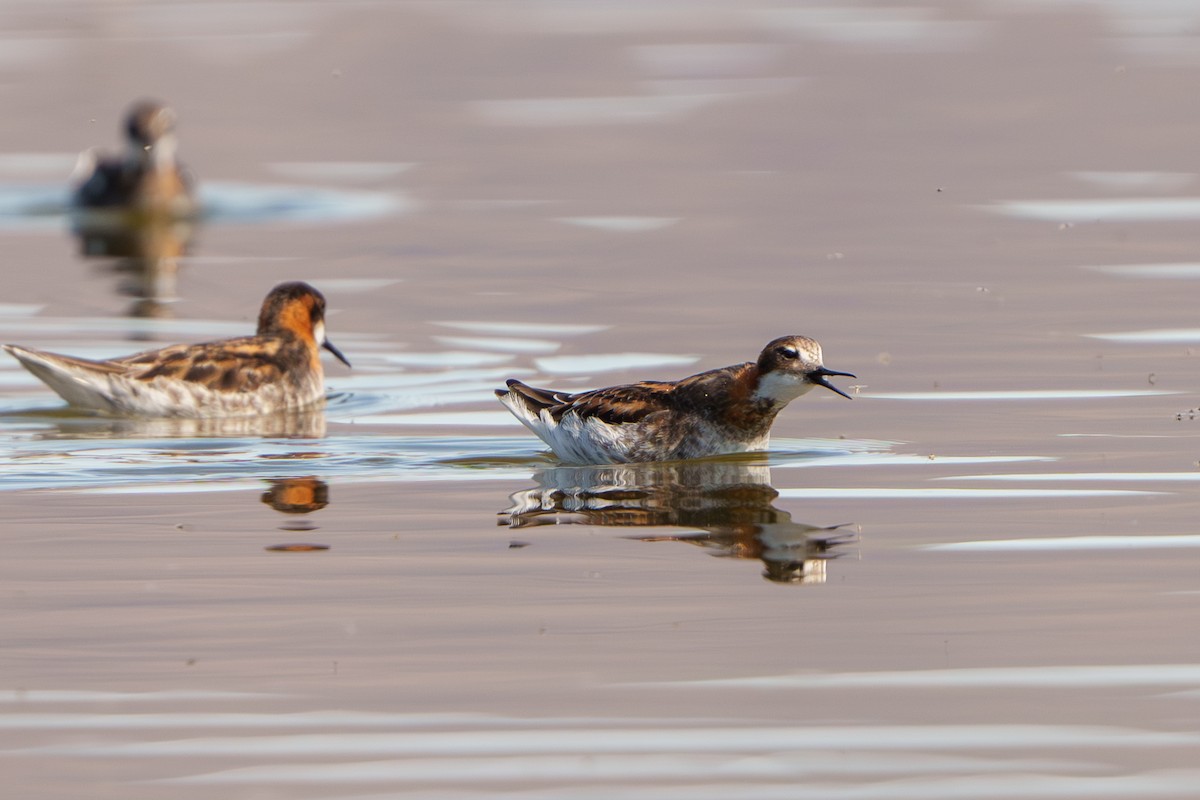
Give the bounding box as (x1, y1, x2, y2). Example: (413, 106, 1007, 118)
(810, 366, 856, 399)
(323, 338, 352, 368)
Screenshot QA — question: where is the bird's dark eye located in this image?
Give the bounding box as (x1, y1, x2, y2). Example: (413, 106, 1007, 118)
(779, 346, 798, 359)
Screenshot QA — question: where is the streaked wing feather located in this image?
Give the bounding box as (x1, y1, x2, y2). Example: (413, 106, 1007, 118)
(26, 350, 126, 375)
(505, 380, 570, 408)
(118, 337, 288, 392)
(550, 382, 677, 424)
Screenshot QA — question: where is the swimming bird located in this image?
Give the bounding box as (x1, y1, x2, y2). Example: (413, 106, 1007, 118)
(3, 282, 350, 418)
(496, 335, 855, 464)
(73, 100, 196, 216)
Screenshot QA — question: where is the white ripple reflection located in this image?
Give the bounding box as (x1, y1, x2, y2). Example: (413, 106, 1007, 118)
(1084, 263, 1200, 278)
(0, 711, 506, 730)
(754, 7, 988, 51)
(534, 353, 699, 374)
(927, 535, 1200, 552)
(772, 454, 1053, 469)
(359, 411, 519, 427)
(869, 389, 1178, 400)
(0, 690, 277, 703)
(434, 335, 561, 354)
(382, 351, 515, 368)
(434, 321, 608, 336)
(556, 216, 680, 232)
(944, 472, 1200, 482)
(32, 723, 1197, 758)
(1086, 328, 1200, 343)
(199, 181, 413, 224)
(242, 770, 1200, 799)
(0, 303, 42, 316)
(777, 488, 1161, 499)
(653, 664, 1200, 689)
(992, 197, 1200, 222)
(162, 752, 1097, 785)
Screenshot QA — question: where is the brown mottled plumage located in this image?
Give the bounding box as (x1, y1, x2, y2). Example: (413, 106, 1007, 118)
(2, 282, 350, 418)
(73, 100, 196, 216)
(497, 335, 855, 464)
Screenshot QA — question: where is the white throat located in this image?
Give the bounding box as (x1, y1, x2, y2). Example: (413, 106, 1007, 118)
(752, 370, 815, 405)
(130, 134, 177, 169)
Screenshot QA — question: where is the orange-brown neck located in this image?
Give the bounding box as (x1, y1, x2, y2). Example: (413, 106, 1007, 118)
(277, 299, 314, 339)
(675, 362, 779, 434)
(256, 285, 330, 376)
(722, 364, 782, 433)
(259, 292, 316, 336)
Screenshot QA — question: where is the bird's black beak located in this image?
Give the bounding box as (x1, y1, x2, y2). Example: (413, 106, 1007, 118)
(810, 367, 856, 399)
(323, 338, 352, 368)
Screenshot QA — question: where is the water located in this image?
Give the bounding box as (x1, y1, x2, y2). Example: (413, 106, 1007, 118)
(3, 2, 1200, 798)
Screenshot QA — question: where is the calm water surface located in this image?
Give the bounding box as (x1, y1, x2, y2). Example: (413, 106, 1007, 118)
(2, 2, 1200, 798)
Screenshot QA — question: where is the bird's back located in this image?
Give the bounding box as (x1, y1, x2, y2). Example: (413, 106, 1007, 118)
(4, 335, 323, 418)
(75, 157, 195, 214)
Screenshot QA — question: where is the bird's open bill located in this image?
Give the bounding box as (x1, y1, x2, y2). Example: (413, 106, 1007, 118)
(811, 367, 856, 399)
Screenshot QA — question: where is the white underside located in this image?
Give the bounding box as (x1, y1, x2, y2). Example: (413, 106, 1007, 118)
(498, 393, 626, 463)
(499, 392, 767, 464)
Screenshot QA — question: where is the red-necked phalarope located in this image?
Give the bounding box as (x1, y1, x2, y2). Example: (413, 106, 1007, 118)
(497, 335, 855, 464)
(73, 100, 196, 216)
(3, 282, 351, 418)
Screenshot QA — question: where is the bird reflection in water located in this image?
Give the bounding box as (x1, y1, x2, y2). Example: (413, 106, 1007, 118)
(263, 476, 329, 518)
(500, 460, 854, 584)
(21, 408, 328, 440)
(69, 101, 199, 321)
(71, 211, 195, 321)
(262, 477, 331, 549)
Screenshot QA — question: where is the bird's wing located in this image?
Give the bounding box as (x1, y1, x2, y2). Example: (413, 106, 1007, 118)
(505, 379, 678, 424)
(117, 337, 293, 393)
